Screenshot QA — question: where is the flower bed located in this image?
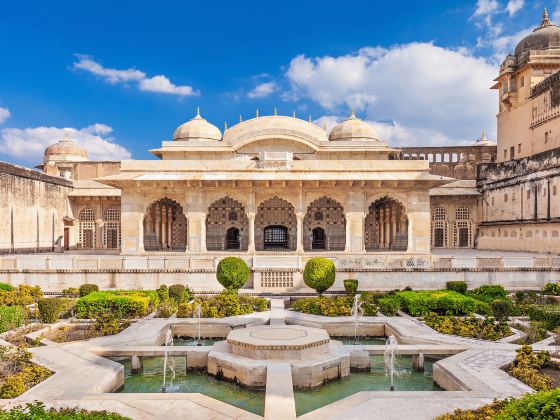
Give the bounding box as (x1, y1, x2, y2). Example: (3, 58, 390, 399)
(74, 290, 160, 318)
(423, 312, 512, 341)
(435, 388, 560, 420)
(0, 346, 51, 398)
(291, 293, 378, 317)
(177, 292, 268, 318)
(378, 290, 477, 316)
(508, 345, 559, 391)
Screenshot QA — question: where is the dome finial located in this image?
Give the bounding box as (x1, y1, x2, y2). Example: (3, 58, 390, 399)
(481, 129, 487, 141)
(351, 107, 356, 118)
(308, 115, 312, 123)
(540, 7, 552, 28)
(63, 131, 71, 141)
(224, 121, 228, 130)
(274, 107, 278, 116)
(256, 109, 259, 118)
(196, 106, 200, 117)
(239, 114, 243, 123)
(292, 110, 296, 118)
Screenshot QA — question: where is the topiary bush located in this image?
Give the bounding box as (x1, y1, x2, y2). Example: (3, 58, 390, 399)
(0, 306, 25, 333)
(446, 281, 467, 294)
(216, 257, 250, 292)
(343, 279, 359, 296)
(168, 284, 188, 304)
(79, 284, 99, 297)
(394, 290, 477, 316)
(37, 298, 72, 324)
(491, 299, 513, 322)
(303, 257, 336, 296)
(156, 284, 169, 302)
(470, 284, 508, 302)
(529, 305, 560, 330)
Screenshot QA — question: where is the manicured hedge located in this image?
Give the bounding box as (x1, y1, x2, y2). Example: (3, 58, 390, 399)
(0, 283, 13, 291)
(392, 290, 477, 316)
(446, 281, 467, 294)
(0, 285, 42, 306)
(0, 402, 131, 419)
(291, 294, 378, 317)
(423, 312, 512, 341)
(169, 284, 190, 304)
(0, 306, 25, 333)
(74, 291, 160, 318)
(38, 298, 73, 324)
(303, 257, 336, 295)
(469, 284, 507, 302)
(216, 257, 250, 291)
(436, 388, 560, 420)
(529, 305, 560, 330)
(177, 292, 268, 318)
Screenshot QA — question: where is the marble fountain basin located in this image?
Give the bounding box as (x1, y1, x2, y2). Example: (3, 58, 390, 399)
(207, 325, 350, 389)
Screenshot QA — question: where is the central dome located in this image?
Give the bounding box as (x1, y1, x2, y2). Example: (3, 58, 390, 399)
(44, 133, 88, 164)
(173, 108, 222, 141)
(515, 9, 560, 56)
(328, 109, 379, 141)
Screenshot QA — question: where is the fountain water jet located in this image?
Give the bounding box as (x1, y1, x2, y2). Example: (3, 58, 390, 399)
(351, 294, 362, 344)
(161, 327, 176, 392)
(384, 335, 398, 391)
(194, 303, 202, 346)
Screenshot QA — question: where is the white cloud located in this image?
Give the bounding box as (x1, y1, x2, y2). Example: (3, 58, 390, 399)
(473, 0, 499, 17)
(506, 0, 524, 16)
(0, 124, 131, 163)
(73, 55, 199, 97)
(247, 81, 278, 98)
(0, 106, 10, 125)
(286, 43, 497, 146)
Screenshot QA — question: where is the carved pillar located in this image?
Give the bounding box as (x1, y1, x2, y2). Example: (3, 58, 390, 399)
(378, 208, 384, 249)
(296, 212, 304, 253)
(200, 216, 206, 252)
(155, 204, 161, 249)
(248, 212, 255, 253)
(167, 206, 173, 249)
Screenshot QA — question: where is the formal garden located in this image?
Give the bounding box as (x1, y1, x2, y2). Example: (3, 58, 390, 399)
(0, 256, 559, 418)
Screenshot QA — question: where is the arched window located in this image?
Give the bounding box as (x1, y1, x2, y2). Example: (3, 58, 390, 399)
(431, 206, 448, 248)
(364, 197, 407, 251)
(314, 211, 323, 221)
(453, 206, 473, 248)
(143, 198, 187, 251)
(228, 211, 238, 221)
(256, 197, 296, 251)
(226, 227, 240, 250)
(311, 227, 326, 250)
(303, 197, 345, 251)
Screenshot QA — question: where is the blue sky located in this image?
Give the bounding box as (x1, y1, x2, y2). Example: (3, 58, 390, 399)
(0, 0, 555, 165)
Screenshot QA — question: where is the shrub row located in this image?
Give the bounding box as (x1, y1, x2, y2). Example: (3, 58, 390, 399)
(423, 312, 512, 341)
(435, 388, 560, 420)
(378, 290, 478, 316)
(0, 402, 131, 419)
(291, 293, 378, 317)
(74, 290, 160, 319)
(445, 281, 467, 294)
(468, 284, 507, 302)
(528, 305, 560, 330)
(177, 292, 268, 318)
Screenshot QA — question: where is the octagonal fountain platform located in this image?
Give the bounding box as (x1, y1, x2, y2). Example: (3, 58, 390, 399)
(207, 325, 350, 388)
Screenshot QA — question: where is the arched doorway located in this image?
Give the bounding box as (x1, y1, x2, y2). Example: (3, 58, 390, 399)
(303, 196, 346, 251)
(143, 198, 187, 251)
(311, 227, 326, 250)
(206, 197, 248, 251)
(226, 227, 241, 249)
(454, 207, 473, 248)
(364, 197, 408, 251)
(256, 197, 296, 251)
(431, 205, 448, 248)
(79, 208, 96, 249)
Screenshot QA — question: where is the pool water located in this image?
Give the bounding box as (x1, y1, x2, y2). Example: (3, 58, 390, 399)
(331, 336, 386, 345)
(293, 355, 443, 416)
(173, 337, 221, 346)
(118, 357, 265, 416)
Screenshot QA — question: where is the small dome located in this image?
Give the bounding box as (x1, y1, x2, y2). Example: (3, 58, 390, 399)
(471, 130, 496, 146)
(514, 9, 560, 56)
(44, 133, 88, 163)
(328, 109, 379, 141)
(173, 108, 222, 141)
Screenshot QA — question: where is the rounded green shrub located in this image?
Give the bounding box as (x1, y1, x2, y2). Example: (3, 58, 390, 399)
(471, 284, 507, 302)
(378, 295, 401, 316)
(156, 284, 169, 301)
(446, 281, 467, 294)
(216, 257, 250, 291)
(491, 299, 513, 322)
(0, 283, 13, 291)
(343, 279, 359, 296)
(62, 287, 79, 298)
(37, 298, 68, 323)
(79, 284, 99, 297)
(303, 257, 336, 296)
(168, 284, 186, 303)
